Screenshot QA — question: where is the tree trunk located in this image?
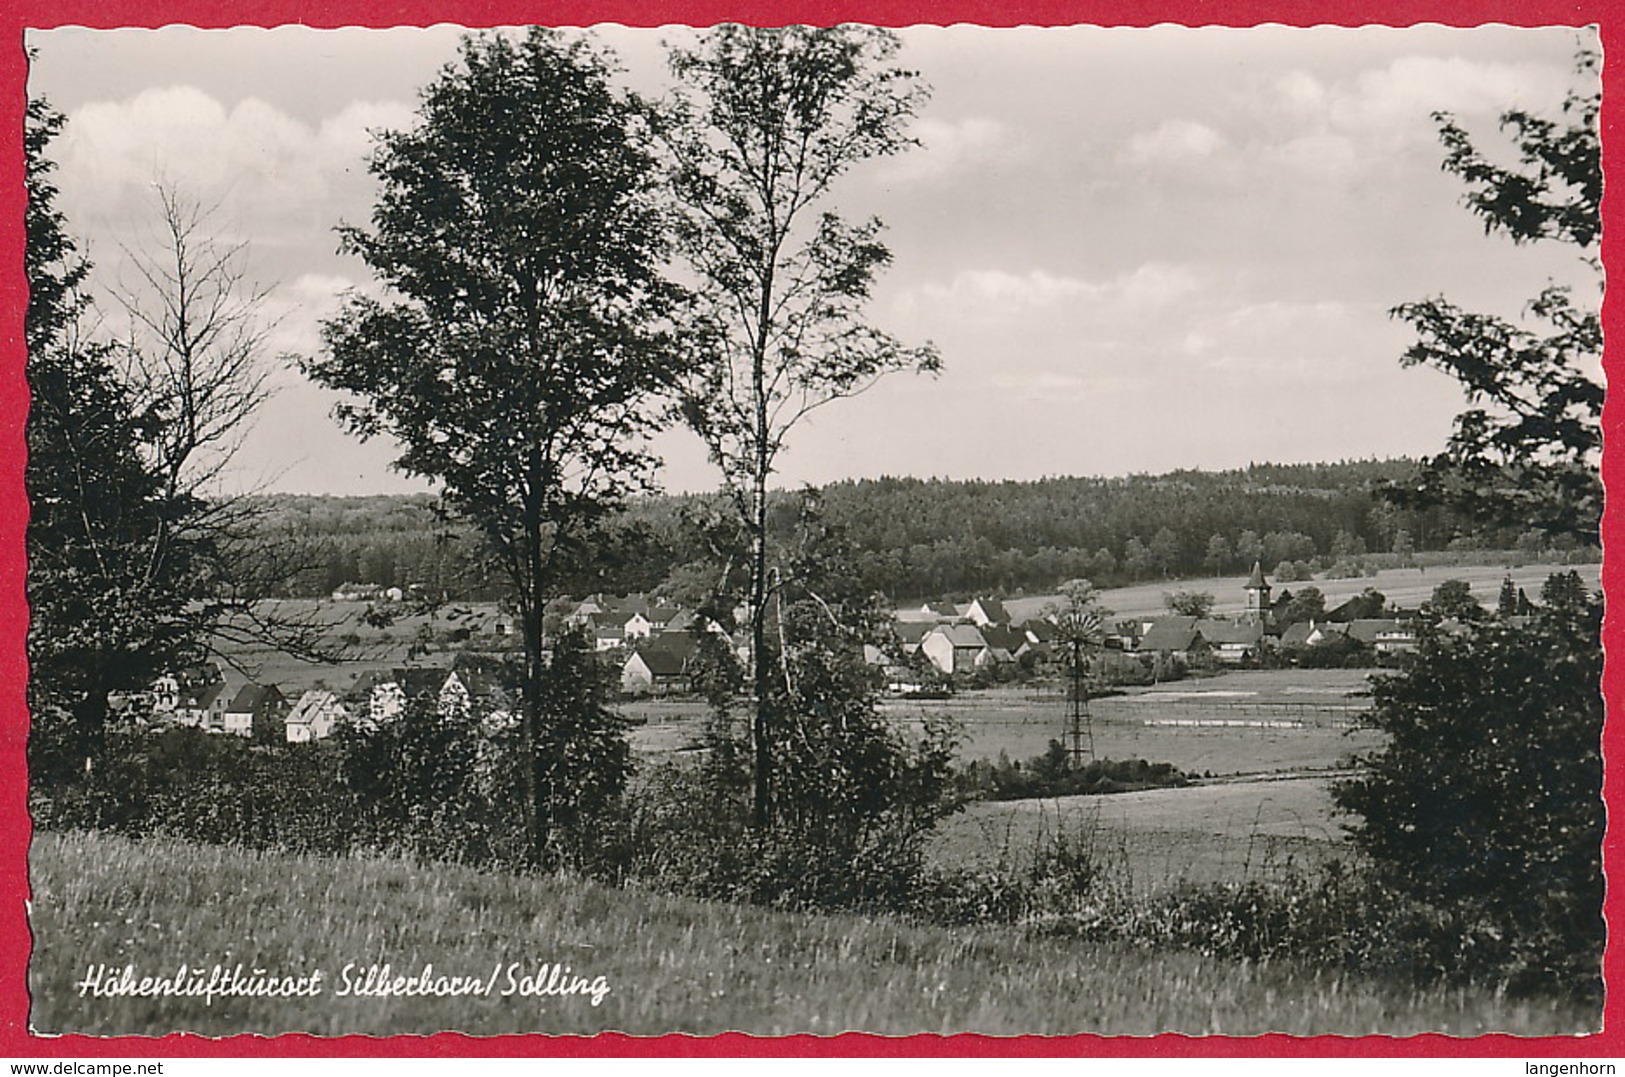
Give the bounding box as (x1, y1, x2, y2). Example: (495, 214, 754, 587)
(749, 477, 771, 830)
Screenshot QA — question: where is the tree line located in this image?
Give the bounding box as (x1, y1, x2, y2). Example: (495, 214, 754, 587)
(246, 458, 1588, 604)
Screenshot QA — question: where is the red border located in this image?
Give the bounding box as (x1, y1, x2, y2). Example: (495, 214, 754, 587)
(1, 0, 1619, 1059)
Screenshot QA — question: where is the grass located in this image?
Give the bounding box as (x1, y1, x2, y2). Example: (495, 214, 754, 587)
(29, 830, 1597, 1038)
(929, 777, 1349, 886)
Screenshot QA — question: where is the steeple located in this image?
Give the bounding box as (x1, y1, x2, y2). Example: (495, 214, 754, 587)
(1244, 561, 1271, 625)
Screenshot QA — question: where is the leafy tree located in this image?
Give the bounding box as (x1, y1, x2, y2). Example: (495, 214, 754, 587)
(1388, 49, 1600, 544)
(1121, 536, 1152, 580)
(25, 98, 211, 775)
(306, 30, 685, 862)
(1147, 527, 1181, 578)
(1391, 527, 1415, 563)
(663, 25, 938, 827)
(1234, 529, 1264, 569)
(1423, 578, 1483, 622)
(1339, 586, 1387, 621)
(1278, 586, 1325, 626)
(1163, 590, 1215, 619)
(1202, 533, 1231, 575)
(1335, 573, 1603, 995)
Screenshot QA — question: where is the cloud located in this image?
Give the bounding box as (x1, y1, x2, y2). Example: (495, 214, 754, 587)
(895, 261, 1202, 322)
(1180, 299, 1385, 379)
(1121, 119, 1227, 167)
(875, 115, 1015, 184)
(57, 86, 415, 241)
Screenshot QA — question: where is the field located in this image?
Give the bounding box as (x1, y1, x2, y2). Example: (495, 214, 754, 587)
(1002, 558, 1600, 623)
(28, 830, 1596, 1037)
(622, 667, 1383, 891)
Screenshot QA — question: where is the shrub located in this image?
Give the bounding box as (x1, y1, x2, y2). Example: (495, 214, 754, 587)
(1335, 572, 1603, 997)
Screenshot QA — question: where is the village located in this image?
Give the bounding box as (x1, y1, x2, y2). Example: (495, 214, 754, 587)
(124, 559, 1514, 747)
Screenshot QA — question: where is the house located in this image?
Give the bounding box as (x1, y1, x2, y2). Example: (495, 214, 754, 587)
(587, 612, 627, 652)
(892, 621, 934, 655)
(922, 600, 961, 620)
(621, 633, 698, 694)
(962, 597, 1011, 627)
(1018, 619, 1057, 660)
(1277, 620, 1349, 651)
(1193, 619, 1264, 664)
(285, 690, 348, 743)
(1347, 619, 1417, 656)
(173, 681, 231, 730)
(978, 624, 1027, 664)
(920, 624, 992, 675)
(621, 611, 655, 641)
(222, 684, 287, 738)
(350, 667, 450, 725)
(1138, 616, 1206, 661)
(440, 668, 515, 724)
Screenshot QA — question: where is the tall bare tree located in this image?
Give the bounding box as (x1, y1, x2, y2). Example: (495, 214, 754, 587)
(663, 25, 940, 827)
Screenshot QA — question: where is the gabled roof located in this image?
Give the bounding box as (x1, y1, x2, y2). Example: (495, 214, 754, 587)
(967, 597, 1011, 623)
(1346, 619, 1404, 644)
(1021, 619, 1057, 643)
(629, 646, 689, 678)
(225, 683, 283, 714)
(980, 624, 1027, 652)
(1140, 616, 1201, 652)
(929, 623, 991, 649)
(644, 631, 698, 661)
(923, 601, 960, 618)
(893, 622, 934, 645)
(1194, 619, 1263, 646)
(1245, 561, 1269, 589)
(179, 681, 229, 710)
(287, 690, 346, 726)
(663, 609, 698, 634)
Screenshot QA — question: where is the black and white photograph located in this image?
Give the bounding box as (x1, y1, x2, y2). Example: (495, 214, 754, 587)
(19, 21, 1606, 1038)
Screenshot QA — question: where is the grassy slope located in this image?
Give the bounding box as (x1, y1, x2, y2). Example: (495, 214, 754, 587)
(29, 831, 1594, 1038)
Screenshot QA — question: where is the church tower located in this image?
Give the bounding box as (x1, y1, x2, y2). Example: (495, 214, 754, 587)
(1244, 561, 1271, 625)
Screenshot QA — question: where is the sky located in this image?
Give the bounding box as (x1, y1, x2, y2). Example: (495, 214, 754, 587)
(24, 23, 1601, 497)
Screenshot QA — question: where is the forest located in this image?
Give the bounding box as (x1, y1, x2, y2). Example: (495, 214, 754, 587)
(249, 457, 1587, 604)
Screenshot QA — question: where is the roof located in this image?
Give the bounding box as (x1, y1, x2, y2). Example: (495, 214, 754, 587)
(1140, 616, 1201, 652)
(179, 682, 228, 710)
(1245, 562, 1269, 589)
(893, 622, 934, 645)
(1021, 619, 1057, 643)
(1347, 619, 1404, 644)
(1194, 619, 1263, 646)
(644, 631, 698, 661)
(287, 690, 346, 726)
(980, 624, 1027, 652)
(629, 646, 689, 678)
(225, 683, 283, 713)
(923, 601, 960, 618)
(968, 597, 1011, 623)
(929, 624, 991, 649)
(1281, 622, 1350, 647)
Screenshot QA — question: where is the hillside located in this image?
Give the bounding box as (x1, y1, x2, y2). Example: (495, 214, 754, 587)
(28, 830, 1594, 1037)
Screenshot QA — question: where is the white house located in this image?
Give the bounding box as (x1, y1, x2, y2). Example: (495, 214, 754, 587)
(962, 597, 1012, 627)
(921, 624, 991, 675)
(285, 690, 348, 743)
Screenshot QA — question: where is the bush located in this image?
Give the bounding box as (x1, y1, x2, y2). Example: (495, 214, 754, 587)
(1334, 572, 1603, 997)
(957, 742, 1189, 801)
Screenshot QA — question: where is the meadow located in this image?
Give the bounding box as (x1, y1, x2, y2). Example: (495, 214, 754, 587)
(1003, 559, 1601, 623)
(28, 830, 1596, 1038)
